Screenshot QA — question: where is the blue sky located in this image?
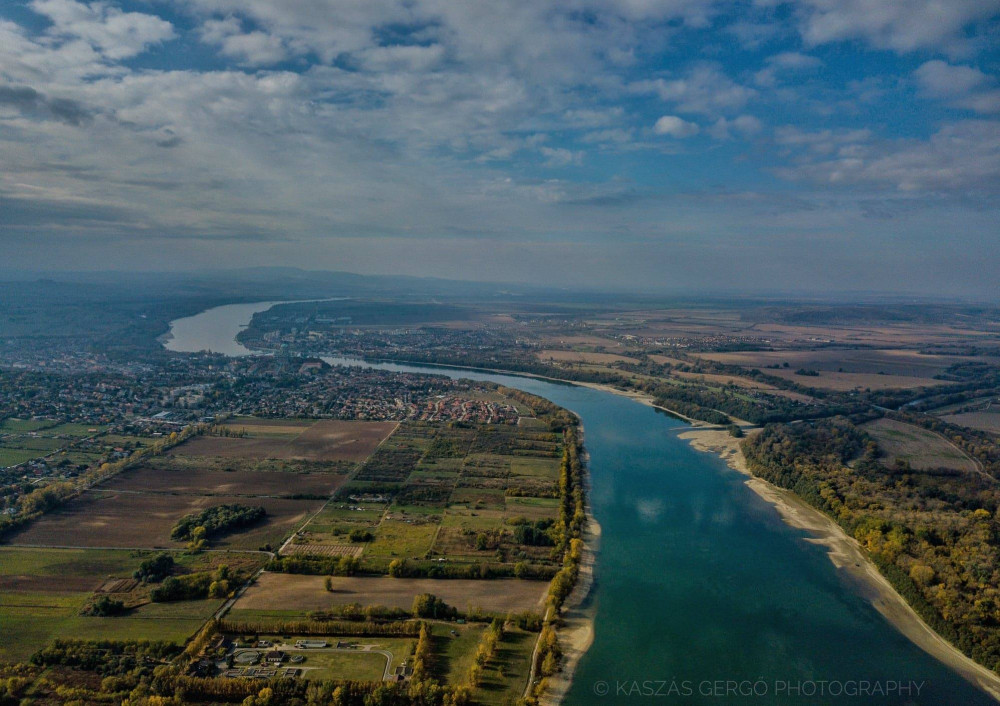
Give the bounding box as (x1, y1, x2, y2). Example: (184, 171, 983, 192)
(1, 0, 998, 296)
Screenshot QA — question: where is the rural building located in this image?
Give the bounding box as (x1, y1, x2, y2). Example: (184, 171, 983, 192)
(295, 639, 328, 649)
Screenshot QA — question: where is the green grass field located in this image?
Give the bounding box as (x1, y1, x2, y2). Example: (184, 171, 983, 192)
(365, 520, 438, 558)
(0, 546, 141, 576)
(510, 457, 561, 478)
(44, 423, 105, 437)
(0, 447, 44, 467)
(473, 628, 536, 705)
(297, 650, 387, 680)
(233, 635, 416, 681)
(6, 437, 65, 452)
(0, 602, 217, 662)
(0, 547, 227, 661)
(431, 622, 486, 686)
(0, 420, 109, 468)
(0, 419, 54, 433)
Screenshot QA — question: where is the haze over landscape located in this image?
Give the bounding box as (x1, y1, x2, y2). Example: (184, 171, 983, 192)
(2, 0, 998, 294)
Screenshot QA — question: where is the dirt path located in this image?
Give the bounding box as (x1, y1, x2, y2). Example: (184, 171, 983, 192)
(679, 427, 1000, 703)
(925, 426, 991, 481)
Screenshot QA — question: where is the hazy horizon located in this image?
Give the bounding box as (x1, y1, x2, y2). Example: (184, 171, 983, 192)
(2, 265, 997, 304)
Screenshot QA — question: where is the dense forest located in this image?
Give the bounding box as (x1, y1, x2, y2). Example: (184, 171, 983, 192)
(171, 504, 267, 542)
(743, 418, 1000, 672)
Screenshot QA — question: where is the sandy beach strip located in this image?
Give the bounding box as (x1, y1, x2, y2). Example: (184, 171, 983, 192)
(679, 426, 1000, 702)
(537, 514, 601, 706)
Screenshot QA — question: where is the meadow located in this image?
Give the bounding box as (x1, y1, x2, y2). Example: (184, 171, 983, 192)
(0, 418, 107, 469)
(863, 418, 980, 473)
(0, 547, 255, 661)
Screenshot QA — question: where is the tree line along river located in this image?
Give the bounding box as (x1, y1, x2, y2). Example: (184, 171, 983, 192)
(165, 302, 996, 705)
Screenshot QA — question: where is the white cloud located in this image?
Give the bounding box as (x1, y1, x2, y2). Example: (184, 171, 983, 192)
(654, 115, 700, 138)
(30, 0, 175, 60)
(561, 107, 626, 129)
(915, 61, 1000, 114)
(754, 51, 822, 87)
(199, 18, 288, 66)
(774, 126, 871, 153)
(775, 121, 1000, 193)
(708, 114, 762, 139)
(358, 44, 446, 73)
(540, 146, 584, 166)
(632, 64, 756, 115)
(581, 128, 635, 144)
(767, 51, 823, 71)
(789, 0, 1000, 55)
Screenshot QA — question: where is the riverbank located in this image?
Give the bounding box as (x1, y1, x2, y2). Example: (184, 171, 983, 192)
(539, 514, 601, 706)
(679, 427, 1000, 702)
(572, 382, 709, 425)
(309, 354, 717, 427)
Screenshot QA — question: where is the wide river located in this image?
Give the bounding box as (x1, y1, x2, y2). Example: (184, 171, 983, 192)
(166, 302, 995, 705)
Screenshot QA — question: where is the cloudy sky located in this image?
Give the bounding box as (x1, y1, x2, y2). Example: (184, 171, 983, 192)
(1, 0, 998, 296)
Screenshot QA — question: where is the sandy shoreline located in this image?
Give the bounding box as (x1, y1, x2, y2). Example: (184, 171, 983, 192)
(573, 381, 709, 425)
(679, 427, 1000, 703)
(538, 514, 601, 706)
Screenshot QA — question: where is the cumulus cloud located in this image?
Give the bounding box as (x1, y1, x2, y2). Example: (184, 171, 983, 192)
(775, 121, 1000, 193)
(581, 128, 635, 144)
(654, 115, 700, 138)
(708, 114, 762, 140)
(915, 61, 1000, 114)
(199, 17, 288, 66)
(632, 64, 756, 115)
(30, 0, 175, 59)
(754, 51, 822, 87)
(540, 146, 584, 166)
(789, 0, 1000, 55)
(774, 126, 872, 153)
(0, 84, 91, 125)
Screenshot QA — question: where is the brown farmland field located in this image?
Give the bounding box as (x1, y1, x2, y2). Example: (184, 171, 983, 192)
(863, 419, 980, 473)
(941, 411, 1000, 434)
(279, 543, 364, 558)
(6, 491, 324, 549)
(99, 465, 346, 497)
(172, 420, 396, 461)
(292, 420, 398, 461)
(696, 348, 970, 377)
(170, 436, 305, 459)
(748, 367, 943, 391)
(536, 350, 638, 364)
(233, 573, 546, 613)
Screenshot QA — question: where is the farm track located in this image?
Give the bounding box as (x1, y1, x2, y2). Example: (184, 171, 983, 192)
(924, 427, 993, 482)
